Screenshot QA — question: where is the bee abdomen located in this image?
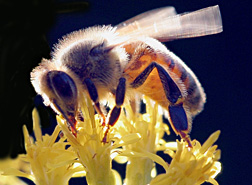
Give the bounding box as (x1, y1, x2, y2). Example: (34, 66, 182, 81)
(166, 59, 205, 115)
(184, 73, 205, 116)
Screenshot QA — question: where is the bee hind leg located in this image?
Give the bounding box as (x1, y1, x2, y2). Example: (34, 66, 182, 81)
(103, 77, 126, 143)
(168, 103, 192, 147)
(130, 61, 192, 147)
(131, 62, 181, 104)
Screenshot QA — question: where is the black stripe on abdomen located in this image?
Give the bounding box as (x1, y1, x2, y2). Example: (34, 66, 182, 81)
(185, 74, 204, 114)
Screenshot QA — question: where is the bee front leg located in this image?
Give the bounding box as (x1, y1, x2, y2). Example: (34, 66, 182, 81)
(84, 78, 106, 126)
(130, 62, 192, 147)
(103, 77, 126, 143)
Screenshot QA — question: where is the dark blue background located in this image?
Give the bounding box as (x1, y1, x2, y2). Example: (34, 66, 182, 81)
(46, 1, 251, 184)
(2, 0, 250, 184)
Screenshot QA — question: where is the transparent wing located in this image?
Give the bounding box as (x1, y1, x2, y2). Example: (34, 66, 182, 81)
(116, 5, 223, 42)
(116, 6, 177, 30)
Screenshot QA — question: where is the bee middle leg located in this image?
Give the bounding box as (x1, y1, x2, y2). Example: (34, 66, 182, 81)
(85, 77, 126, 142)
(103, 77, 126, 142)
(130, 62, 192, 147)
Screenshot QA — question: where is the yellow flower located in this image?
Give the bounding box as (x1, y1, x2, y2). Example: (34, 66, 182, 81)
(111, 96, 221, 185)
(0, 157, 28, 185)
(1, 93, 222, 185)
(112, 97, 170, 185)
(2, 108, 85, 185)
(57, 92, 141, 185)
(150, 131, 221, 185)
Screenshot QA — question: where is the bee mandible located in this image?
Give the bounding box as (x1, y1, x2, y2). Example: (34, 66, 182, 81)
(31, 5, 223, 147)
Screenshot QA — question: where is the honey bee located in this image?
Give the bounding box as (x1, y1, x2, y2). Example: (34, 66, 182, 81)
(31, 5, 222, 146)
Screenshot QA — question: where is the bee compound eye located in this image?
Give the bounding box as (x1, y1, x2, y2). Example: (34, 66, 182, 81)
(46, 71, 78, 104)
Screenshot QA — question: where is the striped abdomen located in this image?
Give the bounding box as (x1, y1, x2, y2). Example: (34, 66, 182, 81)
(123, 39, 206, 117)
(165, 52, 206, 116)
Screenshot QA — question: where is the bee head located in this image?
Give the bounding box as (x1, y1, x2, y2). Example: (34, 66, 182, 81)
(31, 60, 79, 133)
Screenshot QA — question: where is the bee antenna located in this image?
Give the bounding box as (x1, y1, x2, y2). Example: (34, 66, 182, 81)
(104, 45, 117, 53)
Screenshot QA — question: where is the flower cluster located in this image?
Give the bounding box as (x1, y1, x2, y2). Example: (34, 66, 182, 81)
(0, 94, 222, 185)
(150, 131, 221, 185)
(1, 109, 85, 185)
